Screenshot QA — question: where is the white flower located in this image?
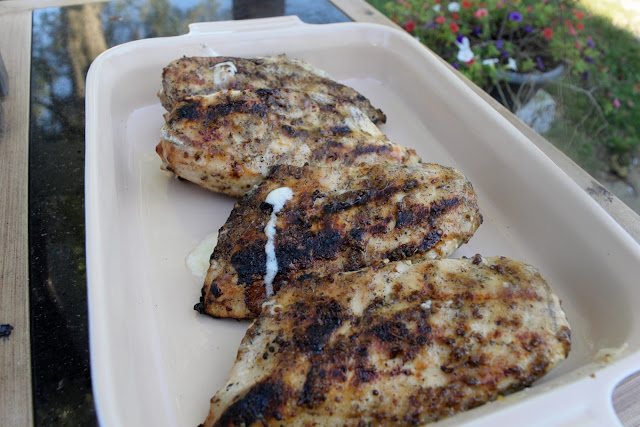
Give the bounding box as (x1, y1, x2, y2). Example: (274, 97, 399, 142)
(507, 57, 518, 71)
(457, 49, 474, 63)
(455, 36, 474, 63)
(448, 2, 460, 12)
(482, 58, 499, 66)
(433, 4, 441, 12)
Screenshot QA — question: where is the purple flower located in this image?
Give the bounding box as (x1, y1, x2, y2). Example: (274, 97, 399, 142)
(536, 56, 545, 71)
(587, 36, 595, 48)
(456, 34, 465, 43)
(452, 62, 460, 69)
(582, 71, 590, 80)
(496, 40, 504, 49)
(509, 11, 523, 22)
(473, 26, 481, 36)
(585, 56, 594, 63)
(524, 25, 534, 33)
(502, 49, 509, 58)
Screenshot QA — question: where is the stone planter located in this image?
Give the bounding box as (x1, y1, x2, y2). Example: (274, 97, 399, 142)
(499, 63, 566, 85)
(491, 64, 566, 111)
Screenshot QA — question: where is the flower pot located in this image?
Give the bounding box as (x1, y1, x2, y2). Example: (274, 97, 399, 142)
(499, 63, 566, 85)
(491, 64, 565, 111)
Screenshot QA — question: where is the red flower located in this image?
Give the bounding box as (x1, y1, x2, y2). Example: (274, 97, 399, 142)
(543, 27, 553, 39)
(435, 16, 446, 24)
(435, 0, 441, 3)
(527, 5, 533, 12)
(474, 8, 488, 18)
(462, 0, 471, 8)
(465, 58, 475, 66)
(577, 22, 585, 31)
(573, 10, 585, 19)
(452, 12, 459, 20)
(404, 20, 416, 32)
(576, 41, 582, 51)
(449, 22, 460, 33)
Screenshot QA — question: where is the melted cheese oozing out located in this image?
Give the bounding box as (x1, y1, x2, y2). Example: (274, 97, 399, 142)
(213, 61, 237, 86)
(263, 187, 294, 298)
(186, 231, 219, 279)
(345, 106, 380, 136)
(161, 126, 186, 146)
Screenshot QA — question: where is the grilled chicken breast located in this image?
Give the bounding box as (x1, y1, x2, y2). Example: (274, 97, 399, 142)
(195, 163, 482, 319)
(158, 55, 386, 124)
(156, 89, 419, 197)
(203, 255, 571, 427)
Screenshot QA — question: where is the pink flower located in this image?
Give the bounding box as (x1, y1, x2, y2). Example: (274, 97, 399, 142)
(613, 99, 621, 108)
(474, 8, 488, 18)
(435, 16, 446, 24)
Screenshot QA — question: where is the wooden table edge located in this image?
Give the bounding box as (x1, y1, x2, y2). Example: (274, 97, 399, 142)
(0, 10, 34, 427)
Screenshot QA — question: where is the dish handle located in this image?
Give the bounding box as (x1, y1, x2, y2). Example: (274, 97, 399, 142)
(500, 361, 639, 427)
(188, 16, 306, 35)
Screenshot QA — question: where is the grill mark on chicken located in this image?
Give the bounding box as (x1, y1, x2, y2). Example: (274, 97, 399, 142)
(215, 379, 289, 426)
(159, 55, 386, 124)
(229, 241, 267, 286)
(157, 89, 419, 197)
(198, 163, 482, 319)
(203, 256, 571, 426)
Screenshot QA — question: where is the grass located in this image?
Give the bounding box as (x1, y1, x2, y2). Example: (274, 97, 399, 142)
(366, 0, 640, 178)
(551, 3, 640, 176)
(580, 0, 640, 37)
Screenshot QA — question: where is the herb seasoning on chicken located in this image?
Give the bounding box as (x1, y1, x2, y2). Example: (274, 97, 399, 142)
(156, 88, 419, 197)
(158, 55, 386, 124)
(202, 256, 571, 426)
(196, 162, 482, 319)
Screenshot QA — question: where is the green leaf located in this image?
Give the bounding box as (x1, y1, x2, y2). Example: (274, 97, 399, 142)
(521, 58, 535, 72)
(487, 44, 500, 57)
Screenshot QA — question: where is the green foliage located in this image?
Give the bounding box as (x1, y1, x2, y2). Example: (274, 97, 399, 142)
(382, 0, 599, 90)
(368, 0, 640, 173)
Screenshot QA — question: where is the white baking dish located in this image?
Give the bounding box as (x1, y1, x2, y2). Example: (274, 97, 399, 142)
(85, 16, 640, 426)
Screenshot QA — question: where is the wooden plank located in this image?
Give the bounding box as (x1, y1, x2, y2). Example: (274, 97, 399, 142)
(328, 0, 402, 29)
(614, 371, 640, 426)
(0, 0, 108, 14)
(0, 11, 34, 427)
(330, 1, 640, 424)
